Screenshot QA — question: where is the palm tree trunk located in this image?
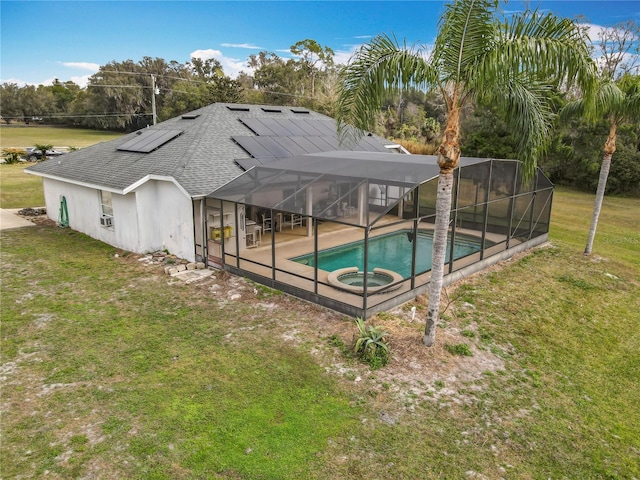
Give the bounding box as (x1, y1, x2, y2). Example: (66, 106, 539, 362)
(423, 105, 460, 347)
(585, 121, 617, 255)
(423, 171, 454, 346)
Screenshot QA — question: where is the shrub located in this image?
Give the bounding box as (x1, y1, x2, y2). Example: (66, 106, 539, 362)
(461, 329, 476, 338)
(445, 343, 473, 356)
(353, 318, 390, 369)
(2, 148, 26, 164)
(393, 138, 439, 155)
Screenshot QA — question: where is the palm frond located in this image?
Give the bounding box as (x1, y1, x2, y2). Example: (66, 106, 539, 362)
(434, 0, 499, 82)
(336, 33, 435, 144)
(595, 81, 627, 118)
(480, 74, 554, 177)
(627, 92, 640, 122)
(466, 6, 596, 173)
(559, 80, 626, 123)
(617, 73, 640, 123)
(558, 98, 587, 123)
(481, 8, 597, 110)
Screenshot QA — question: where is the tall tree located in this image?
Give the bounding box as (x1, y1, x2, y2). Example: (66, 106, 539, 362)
(0, 83, 21, 124)
(50, 80, 80, 112)
(290, 39, 335, 99)
(18, 85, 52, 124)
(188, 57, 224, 79)
(84, 60, 148, 130)
(188, 58, 243, 105)
(336, 0, 595, 347)
(561, 21, 640, 255)
(246, 52, 299, 105)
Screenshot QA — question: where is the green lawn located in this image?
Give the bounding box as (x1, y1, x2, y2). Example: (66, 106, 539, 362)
(1, 125, 123, 148)
(0, 163, 45, 208)
(1, 126, 123, 208)
(551, 187, 640, 268)
(1, 188, 638, 479)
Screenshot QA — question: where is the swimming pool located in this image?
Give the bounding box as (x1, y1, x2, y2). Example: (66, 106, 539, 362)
(290, 229, 489, 279)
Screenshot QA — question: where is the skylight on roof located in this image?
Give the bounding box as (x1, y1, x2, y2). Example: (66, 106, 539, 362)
(291, 108, 310, 114)
(226, 105, 250, 112)
(182, 114, 200, 119)
(261, 107, 282, 113)
(117, 129, 183, 153)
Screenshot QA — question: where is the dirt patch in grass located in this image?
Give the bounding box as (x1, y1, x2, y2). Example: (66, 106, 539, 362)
(131, 250, 510, 415)
(18, 212, 56, 227)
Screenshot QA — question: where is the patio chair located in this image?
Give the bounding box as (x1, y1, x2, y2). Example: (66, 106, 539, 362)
(260, 212, 273, 232)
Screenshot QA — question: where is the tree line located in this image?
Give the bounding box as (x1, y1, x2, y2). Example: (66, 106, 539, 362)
(1, 34, 638, 196)
(0, 39, 337, 130)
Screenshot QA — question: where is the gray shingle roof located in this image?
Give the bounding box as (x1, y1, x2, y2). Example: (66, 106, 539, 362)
(26, 103, 394, 197)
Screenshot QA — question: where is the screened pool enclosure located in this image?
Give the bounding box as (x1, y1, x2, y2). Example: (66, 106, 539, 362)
(204, 151, 553, 318)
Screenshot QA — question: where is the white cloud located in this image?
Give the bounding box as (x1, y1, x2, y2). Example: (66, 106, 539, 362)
(61, 62, 100, 72)
(334, 48, 358, 66)
(220, 43, 263, 49)
(190, 49, 246, 78)
(39, 77, 57, 86)
(580, 23, 607, 42)
(8, 77, 55, 87)
(70, 74, 93, 88)
(578, 23, 640, 74)
(275, 49, 293, 56)
(0, 77, 28, 86)
(578, 23, 633, 44)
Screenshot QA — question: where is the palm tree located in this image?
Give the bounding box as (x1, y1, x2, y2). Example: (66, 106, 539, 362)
(336, 0, 595, 347)
(561, 73, 640, 255)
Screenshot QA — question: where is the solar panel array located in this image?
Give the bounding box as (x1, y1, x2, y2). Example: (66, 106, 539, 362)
(240, 118, 337, 137)
(233, 118, 390, 167)
(117, 129, 183, 153)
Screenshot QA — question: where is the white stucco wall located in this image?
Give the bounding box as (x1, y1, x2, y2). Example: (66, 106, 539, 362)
(42, 178, 123, 248)
(134, 180, 195, 260)
(41, 178, 195, 261)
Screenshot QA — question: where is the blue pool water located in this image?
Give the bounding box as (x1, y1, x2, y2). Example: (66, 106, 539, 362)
(290, 230, 488, 279)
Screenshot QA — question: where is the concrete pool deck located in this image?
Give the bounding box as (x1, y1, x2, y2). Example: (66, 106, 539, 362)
(212, 216, 519, 315)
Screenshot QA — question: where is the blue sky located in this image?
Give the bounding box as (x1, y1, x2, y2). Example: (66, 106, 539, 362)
(1, 1, 639, 87)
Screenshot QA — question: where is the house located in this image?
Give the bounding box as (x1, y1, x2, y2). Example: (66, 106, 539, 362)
(26, 103, 553, 318)
(25, 103, 401, 262)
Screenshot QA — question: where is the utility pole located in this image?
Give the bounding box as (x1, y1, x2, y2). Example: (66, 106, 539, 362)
(151, 74, 157, 125)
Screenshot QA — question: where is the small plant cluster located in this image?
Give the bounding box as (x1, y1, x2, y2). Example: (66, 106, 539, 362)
(2, 148, 26, 165)
(248, 280, 282, 299)
(558, 274, 595, 291)
(445, 343, 473, 356)
(353, 317, 390, 370)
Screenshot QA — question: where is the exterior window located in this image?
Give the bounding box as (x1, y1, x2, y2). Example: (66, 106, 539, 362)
(99, 190, 114, 227)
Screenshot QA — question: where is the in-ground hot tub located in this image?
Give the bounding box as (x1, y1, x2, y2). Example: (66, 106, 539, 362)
(327, 267, 403, 294)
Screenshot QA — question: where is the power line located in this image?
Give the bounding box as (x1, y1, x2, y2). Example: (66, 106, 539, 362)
(88, 84, 152, 89)
(255, 89, 314, 100)
(88, 84, 189, 95)
(1, 113, 151, 119)
(90, 75, 314, 101)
